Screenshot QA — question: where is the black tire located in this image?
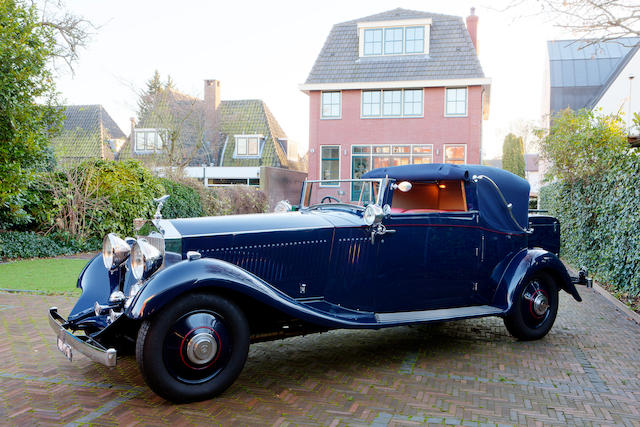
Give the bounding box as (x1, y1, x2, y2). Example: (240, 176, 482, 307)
(503, 272, 559, 341)
(136, 292, 250, 402)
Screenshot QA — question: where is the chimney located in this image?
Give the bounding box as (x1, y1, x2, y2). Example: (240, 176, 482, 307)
(466, 7, 479, 52)
(129, 117, 136, 156)
(204, 79, 221, 163)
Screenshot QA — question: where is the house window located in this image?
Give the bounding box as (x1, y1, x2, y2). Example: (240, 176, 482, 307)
(235, 135, 260, 157)
(358, 19, 430, 57)
(361, 89, 423, 118)
(351, 144, 433, 200)
(445, 87, 468, 116)
(362, 91, 381, 116)
(321, 91, 341, 118)
(405, 26, 425, 53)
(384, 27, 403, 54)
(382, 90, 402, 116)
(363, 29, 382, 55)
(403, 89, 423, 116)
(320, 145, 340, 186)
(134, 129, 166, 152)
(444, 144, 466, 164)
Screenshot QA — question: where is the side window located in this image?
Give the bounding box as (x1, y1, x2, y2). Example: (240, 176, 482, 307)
(390, 181, 467, 214)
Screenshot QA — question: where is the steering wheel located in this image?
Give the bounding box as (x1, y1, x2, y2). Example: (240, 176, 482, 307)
(320, 196, 341, 204)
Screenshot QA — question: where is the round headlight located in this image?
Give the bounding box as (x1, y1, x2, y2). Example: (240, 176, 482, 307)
(130, 238, 162, 281)
(273, 200, 292, 213)
(363, 204, 384, 226)
(102, 233, 131, 270)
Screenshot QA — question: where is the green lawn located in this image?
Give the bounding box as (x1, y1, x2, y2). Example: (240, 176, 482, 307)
(0, 258, 88, 294)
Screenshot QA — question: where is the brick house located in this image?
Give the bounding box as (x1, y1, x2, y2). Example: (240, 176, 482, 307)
(300, 8, 490, 200)
(52, 105, 126, 166)
(121, 80, 296, 176)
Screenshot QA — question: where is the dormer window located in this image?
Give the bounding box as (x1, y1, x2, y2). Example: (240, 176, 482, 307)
(234, 134, 263, 157)
(358, 18, 431, 57)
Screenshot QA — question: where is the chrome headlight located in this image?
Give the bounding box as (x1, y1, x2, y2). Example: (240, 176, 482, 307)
(102, 233, 131, 270)
(273, 200, 292, 213)
(363, 204, 384, 226)
(131, 238, 163, 281)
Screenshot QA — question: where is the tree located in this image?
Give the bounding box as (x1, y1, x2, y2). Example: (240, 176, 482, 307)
(0, 0, 90, 227)
(509, 0, 640, 45)
(538, 108, 628, 182)
(502, 133, 526, 178)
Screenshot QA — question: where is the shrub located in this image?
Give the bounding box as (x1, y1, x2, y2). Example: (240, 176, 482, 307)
(0, 231, 99, 259)
(538, 109, 640, 297)
(158, 178, 204, 219)
(202, 186, 269, 216)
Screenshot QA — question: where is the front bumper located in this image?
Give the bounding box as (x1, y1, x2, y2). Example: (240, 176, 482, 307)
(48, 307, 117, 367)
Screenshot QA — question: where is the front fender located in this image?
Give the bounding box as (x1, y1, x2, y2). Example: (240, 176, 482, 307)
(491, 248, 581, 312)
(125, 257, 367, 328)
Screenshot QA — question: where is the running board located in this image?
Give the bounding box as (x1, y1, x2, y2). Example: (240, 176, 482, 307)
(375, 305, 503, 323)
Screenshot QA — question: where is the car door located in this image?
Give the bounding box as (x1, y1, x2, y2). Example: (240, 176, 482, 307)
(374, 210, 481, 312)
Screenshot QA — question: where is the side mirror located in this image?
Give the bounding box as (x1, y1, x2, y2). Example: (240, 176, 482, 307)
(391, 181, 412, 192)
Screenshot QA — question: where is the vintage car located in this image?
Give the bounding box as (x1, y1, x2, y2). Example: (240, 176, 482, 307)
(48, 163, 583, 402)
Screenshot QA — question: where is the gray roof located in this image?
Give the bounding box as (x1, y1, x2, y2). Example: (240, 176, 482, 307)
(305, 8, 484, 84)
(548, 38, 639, 113)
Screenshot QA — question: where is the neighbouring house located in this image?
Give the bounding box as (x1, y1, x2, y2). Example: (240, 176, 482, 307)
(544, 37, 640, 127)
(121, 80, 297, 179)
(300, 7, 490, 200)
(51, 105, 126, 166)
(524, 153, 540, 196)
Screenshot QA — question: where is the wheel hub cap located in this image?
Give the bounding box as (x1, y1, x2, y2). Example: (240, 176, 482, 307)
(532, 293, 549, 316)
(186, 332, 218, 365)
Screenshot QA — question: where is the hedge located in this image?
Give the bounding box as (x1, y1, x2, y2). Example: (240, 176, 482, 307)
(0, 231, 100, 259)
(539, 153, 640, 296)
(158, 177, 204, 219)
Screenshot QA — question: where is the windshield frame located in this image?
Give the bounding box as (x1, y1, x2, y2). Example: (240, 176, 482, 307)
(300, 178, 388, 209)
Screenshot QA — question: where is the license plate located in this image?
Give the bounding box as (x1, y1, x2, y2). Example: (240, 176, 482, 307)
(56, 333, 73, 362)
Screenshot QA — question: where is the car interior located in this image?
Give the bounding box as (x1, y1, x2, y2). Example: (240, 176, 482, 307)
(390, 180, 467, 213)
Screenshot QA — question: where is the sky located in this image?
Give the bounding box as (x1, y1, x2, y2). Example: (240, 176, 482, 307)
(55, 0, 573, 159)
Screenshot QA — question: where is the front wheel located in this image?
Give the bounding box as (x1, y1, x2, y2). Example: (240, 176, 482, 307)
(503, 273, 559, 341)
(136, 293, 250, 402)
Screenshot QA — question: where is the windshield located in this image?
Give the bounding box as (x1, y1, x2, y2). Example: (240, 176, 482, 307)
(301, 179, 384, 209)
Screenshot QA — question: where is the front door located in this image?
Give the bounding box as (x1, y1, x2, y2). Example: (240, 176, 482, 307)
(374, 211, 481, 312)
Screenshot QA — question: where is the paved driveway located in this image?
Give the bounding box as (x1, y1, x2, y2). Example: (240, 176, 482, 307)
(1, 288, 639, 426)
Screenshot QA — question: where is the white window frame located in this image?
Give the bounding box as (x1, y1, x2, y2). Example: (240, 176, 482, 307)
(134, 128, 167, 153)
(444, 87, 468, 117)
(321, 91, 342, 119)
(443, 144, 467, 164)
(358, 18, 431, 57)
(350, 144, 433, 200)
(319, 145, 341, 187)
(360, 89, 424, 119)
(234, 134, 263, 158)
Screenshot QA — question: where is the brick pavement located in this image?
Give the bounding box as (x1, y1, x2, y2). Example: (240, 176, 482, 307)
(1, 288, 639, 426)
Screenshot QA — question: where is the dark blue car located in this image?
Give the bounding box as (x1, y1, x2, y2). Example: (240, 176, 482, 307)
(49, 164, 582, 402)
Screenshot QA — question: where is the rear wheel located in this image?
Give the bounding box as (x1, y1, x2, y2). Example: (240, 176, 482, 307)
(503, 273, 559, 341)
(136, 293, 249, 402)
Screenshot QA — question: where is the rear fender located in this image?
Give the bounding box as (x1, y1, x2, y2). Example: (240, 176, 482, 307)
(125, 257, 358, 328)
(491, 248, 581, 312)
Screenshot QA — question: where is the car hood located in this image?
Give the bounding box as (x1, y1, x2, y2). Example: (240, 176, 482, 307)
(157, 211, 359, 238)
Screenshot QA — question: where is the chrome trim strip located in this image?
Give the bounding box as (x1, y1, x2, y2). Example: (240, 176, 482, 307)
(375, 305, 503, 323)
(48, 307, 117, 367)
(153, 219, 182, 239)
(179, 226, 334, 239)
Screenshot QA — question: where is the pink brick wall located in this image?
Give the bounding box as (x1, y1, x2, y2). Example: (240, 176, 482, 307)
(306, 86, 483, 202)
(308, 86, 482, 178)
